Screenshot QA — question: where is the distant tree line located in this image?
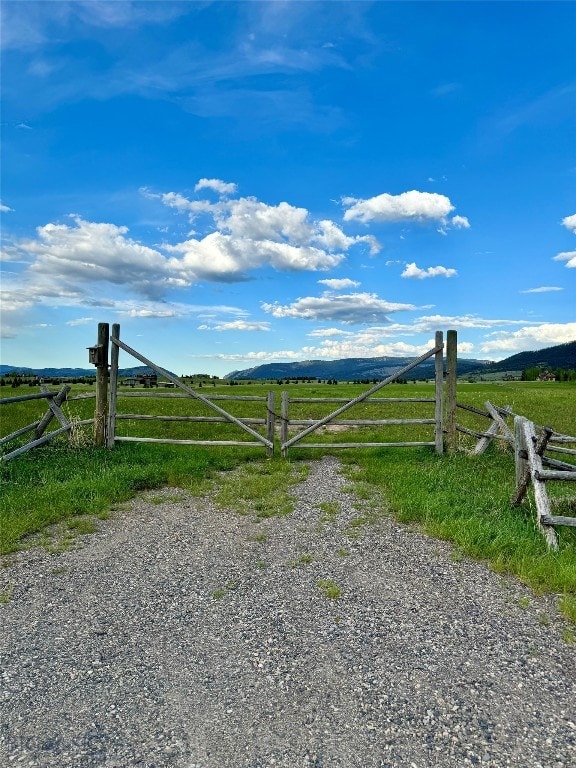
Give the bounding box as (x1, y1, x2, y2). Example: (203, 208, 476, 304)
(521, 367, 576, 382)
(0, 375, 96, 388)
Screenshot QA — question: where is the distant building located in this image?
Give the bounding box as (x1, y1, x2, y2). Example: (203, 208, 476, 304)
(122, 373, 158, 387)
(537, 371, 556, 382)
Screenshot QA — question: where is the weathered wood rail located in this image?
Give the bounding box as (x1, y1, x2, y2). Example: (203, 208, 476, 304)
(0, 385, 93, 462)
(511, 416, 576, 549)
(107, 324, 275, 455)
(279, 331, 446, 457)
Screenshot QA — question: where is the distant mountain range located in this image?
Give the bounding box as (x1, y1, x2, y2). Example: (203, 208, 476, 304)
(225, 341, 576, 381)
(2, 341, 573, 382)
(0, 365, 162, 378)
(465, 341, 576, 375)
(226, 356, 488, 381)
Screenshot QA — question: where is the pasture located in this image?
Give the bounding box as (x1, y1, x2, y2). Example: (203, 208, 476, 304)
(1, 380, 575, 623)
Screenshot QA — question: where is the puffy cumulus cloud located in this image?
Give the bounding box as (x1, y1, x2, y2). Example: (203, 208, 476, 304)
(554, 251, 576, 268)
(561, 214, 576, 234)
(194, 178, 237, 195)
(20, 217, 181, 299)
(401, 263, 457, 279)
(479, 323, 576, 355)
(317, 278, 361, 290)
(262, 292, 416, 324)
(342, 190, 457, 225)
(314, 221, 380, 254)
(166, 232, 342, 280)
(451, 215, 470, 229)
(161, 192, 218, 217)
(155, 183, 381, 278)
(198, 320, 271, 332)
(520, 286, 563, 293)
(0, 202, 13, 213)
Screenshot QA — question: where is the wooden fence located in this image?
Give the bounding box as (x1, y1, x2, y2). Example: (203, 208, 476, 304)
(0, 325, 454, 460)
(106, 324, 274, 456)
(0, 385, 94, 462)
(511, 417, 576, 550)
(451, 398, 576, 548)
(279, 331, 447, 456)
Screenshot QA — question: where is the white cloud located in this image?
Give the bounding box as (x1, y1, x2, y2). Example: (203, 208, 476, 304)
(314, 220, 380, 254)
(167, 232, 343, 280)
(520, 286, 564, 294)
(317, 278, 361, 290)
(20, 217, 182, 299)
(0, 202, 13, 212)
(199, 320, 271, 332)
(451, 215, 470, 229)
(355, 315, 541, 338)
(159, 188, 379, 279)
(262, 292, 416, 324)
(401, 263, 457, 279)
(116, 301, 248, 320)
(480, 323, 576, 354)
(561, 214, 576, 234)
(203, 338, 438, 363)
(161, 192, 218, 217)
(342, 190, 456, 224)
(307, 327, 352, 337)
(554, 250, 576, 268)
(194, 178, 238, 195)
(66, 317, 95, 326)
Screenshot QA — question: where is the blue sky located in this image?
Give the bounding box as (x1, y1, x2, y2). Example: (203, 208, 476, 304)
(1, 1, 575, 376)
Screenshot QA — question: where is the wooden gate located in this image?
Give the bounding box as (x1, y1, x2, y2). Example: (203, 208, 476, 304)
(105, 324, 274, 455)
(280, 331, 445, 457)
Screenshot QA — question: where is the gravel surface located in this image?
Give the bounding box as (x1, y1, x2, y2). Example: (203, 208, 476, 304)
(1, 455, 575, 768)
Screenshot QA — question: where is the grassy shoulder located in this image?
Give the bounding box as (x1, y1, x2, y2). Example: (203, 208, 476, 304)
(0, 442, 262, 555)
(338, 446, 576, 624)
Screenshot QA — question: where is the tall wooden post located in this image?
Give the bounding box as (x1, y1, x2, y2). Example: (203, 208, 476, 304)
(280, 390, 289, 458)
(434, 330, 444, 454)
(445, 329, 458, 453)
(94, 322, 109, 446)
(107, 323, 120, 448)
(266, 390, 275, 457)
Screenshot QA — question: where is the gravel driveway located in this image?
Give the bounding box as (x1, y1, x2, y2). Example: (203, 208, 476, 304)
(1, 456, 575, 768)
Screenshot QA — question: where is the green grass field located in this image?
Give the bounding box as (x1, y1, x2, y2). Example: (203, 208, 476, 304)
(1, 380, 575, 623)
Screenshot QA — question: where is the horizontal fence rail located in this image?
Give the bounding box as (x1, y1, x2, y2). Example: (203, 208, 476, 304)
(0, 384, 95, 462)
(107, 325, 274, 455)
(280, 331, 445, 457)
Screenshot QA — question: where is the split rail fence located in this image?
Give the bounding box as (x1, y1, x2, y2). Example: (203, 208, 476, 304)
(0, 385, 94, 462)
(2, 323, 575, 549)
(452, 398, 576, 548)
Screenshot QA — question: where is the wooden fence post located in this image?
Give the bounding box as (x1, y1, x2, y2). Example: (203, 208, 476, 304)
(434, 330, 444, 454)
(94, 322, 109, 447)
(107, 323, 120, 448)
(280, 390, 289, 458)
(266, 391, 275, 457)
(445, 329, 457, 452)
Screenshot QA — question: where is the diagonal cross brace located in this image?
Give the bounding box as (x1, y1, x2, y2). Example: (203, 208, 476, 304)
(35, 384, 71, 439)
(282, 344, 443, 451)
(111, 337, 273, 449)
